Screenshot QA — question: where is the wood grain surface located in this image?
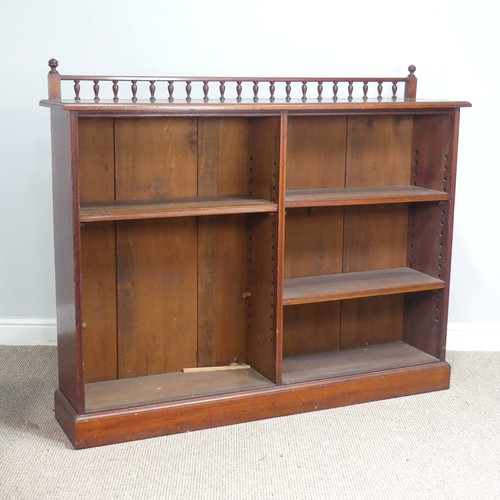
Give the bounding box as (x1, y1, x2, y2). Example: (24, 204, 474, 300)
(282, 341, 438, 384)
(286, 185, 448, 208)
(284, 267, 444, 305)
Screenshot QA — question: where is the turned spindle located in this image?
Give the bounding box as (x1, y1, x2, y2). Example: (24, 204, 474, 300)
(168, 81, 174, 102)
(73, 80, 81, 101)
(253, 81, 259, 102)
(333, 82, 338, 101)
(112, 80, 119, 102)
(186, 81, 192, 102)
(377, 81, 383, 101)
(347, 81, 353, 101)
(93, 80, 100, 102)
(269, 81, 275, 102)
(220, 81, 226, 102)
(285, 81, 291, 102)
(149, 81, 156, 102)
(301, 81, 307, 102)
(392, 81, 398, 100)
(131, 81, 138, 102)
(317, 81, 323, 102)
(236, 81, 242, 102)
(203, 81, 209, 102)
(362, 81, 368, 101)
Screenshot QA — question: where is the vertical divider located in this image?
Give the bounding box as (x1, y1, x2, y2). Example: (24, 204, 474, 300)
(438, 110, 460, 360)
(339, 116, 349, 349)
(275, 112, 288, 384)
(245, 114, 284, 384)
(403, 111, 459, 360)
(113, 118, 118, 381)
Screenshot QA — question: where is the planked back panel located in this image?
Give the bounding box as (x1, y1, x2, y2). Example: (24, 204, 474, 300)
(283, 115, 416, 355)
(283, 116, 346, 357)
(197, 119, 250, 367)
(78, 118, 117, 384)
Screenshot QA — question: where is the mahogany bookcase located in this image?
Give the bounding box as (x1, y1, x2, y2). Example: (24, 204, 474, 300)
(40, 60, 470, 448)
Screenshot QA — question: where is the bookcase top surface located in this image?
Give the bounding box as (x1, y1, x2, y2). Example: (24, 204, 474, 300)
(40, 98, 471, 114)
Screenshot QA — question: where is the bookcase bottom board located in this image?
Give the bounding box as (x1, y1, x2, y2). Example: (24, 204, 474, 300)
(55, 361, 451, 449)
(85, 367, 273, 413)
(282, 341, 438, 384)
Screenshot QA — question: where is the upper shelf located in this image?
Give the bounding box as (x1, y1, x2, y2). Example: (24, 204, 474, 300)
(80, 196, 277, 222)
(284, 267, 445, 305)
(286, 186, 449, 208)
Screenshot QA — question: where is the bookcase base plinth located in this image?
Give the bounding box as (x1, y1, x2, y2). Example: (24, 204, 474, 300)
(55, 362, 450, 449)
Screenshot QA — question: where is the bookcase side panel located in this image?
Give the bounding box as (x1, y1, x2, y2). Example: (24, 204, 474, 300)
(246, 215, 278, 383)
(243, 117, 283, 383)
(248, 117, 280, 201)
(410, 114, 454, 191)
(403, 290, 443, 359)
(404, 111, 460, 359)
(51, 108, 84, 413)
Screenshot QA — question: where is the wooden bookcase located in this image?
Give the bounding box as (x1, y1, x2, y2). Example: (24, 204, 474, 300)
(41, 60, 470, 448)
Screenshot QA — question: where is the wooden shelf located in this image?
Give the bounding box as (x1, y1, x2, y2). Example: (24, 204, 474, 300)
(286, 186, 449, 208)
(282, 341, 439, 384)
(85, 367, 273, 413)
(284, 267, 444, 305)
(80, 195, 277, 222)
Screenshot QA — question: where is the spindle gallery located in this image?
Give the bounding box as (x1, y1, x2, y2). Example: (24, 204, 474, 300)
(47, 58, 416, 103)
(41, 60, 470, 448)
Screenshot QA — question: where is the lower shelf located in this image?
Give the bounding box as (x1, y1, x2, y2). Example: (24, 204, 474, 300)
(282, 341, 438, 384)
(85, 367, 273, 413)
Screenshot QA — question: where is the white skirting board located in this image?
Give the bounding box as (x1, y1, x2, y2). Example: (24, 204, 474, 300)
(0, 319, 57, 346)
(0, 319, 498, 351)
(446, 323, 500, 351)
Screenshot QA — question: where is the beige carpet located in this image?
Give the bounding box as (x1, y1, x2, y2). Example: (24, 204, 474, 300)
(0, 346, 499, 499)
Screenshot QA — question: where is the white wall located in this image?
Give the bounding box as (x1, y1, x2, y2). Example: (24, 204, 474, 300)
(1, 0, 499, 348)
